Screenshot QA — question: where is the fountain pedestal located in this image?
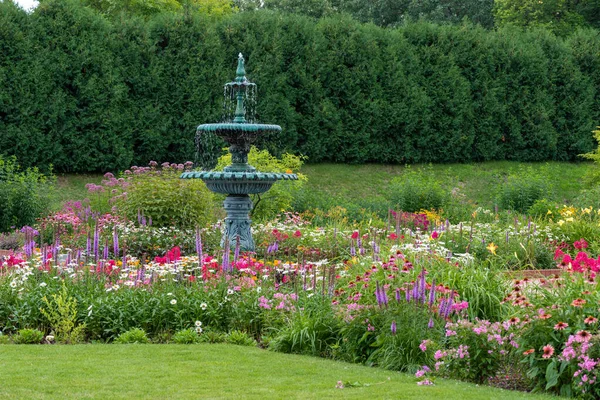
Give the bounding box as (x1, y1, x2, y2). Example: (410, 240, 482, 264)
(222, 194, 254, 250)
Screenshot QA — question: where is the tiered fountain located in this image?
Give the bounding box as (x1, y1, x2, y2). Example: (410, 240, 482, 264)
(181, 53, 298, 251)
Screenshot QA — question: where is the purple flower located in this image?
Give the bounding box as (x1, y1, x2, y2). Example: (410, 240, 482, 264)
(391, 320, 397, 335)
(428, 318, 435, 329)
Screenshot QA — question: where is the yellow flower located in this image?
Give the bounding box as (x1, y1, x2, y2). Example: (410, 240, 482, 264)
(558, 220, 565, 226)
(286, 169, 293, 174)
(486, 242, 498, 255)
(547, 209, 553, 215)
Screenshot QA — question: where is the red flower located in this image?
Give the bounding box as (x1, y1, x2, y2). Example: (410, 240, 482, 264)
(431, 231, 439, 239)
(351, 231, 359, 240)
(574, 238, 589, 250)
(293, 230, 302, 238)
(388, 233, 398, 240)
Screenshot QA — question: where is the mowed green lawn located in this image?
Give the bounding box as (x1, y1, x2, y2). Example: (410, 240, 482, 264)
(0, 344, 555, 400)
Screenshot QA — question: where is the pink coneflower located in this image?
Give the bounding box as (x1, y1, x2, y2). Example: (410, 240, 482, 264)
(554, 322, 569, 330)
(542, 345, 554, 359)
(538, 313, 552, 320)
(571, 298, 586, 307)
(576, 330, 592, 342)
(584, 316, 598, 325)
(508, 316, 520, 325)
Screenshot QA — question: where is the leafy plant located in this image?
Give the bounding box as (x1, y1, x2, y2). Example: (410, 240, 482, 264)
(13, 328, 44, 344)
(172, 328, 201, 344)
(388, 166, 449, 213)
(111, 163, 216, 229)
(0, 156, 54, 233)
(496, 167, 552, 213)
(216, 147, 307, 222)
(40, 284, 87, 344)
(225, 330, 257, 347)
(114, 328, 150, 344)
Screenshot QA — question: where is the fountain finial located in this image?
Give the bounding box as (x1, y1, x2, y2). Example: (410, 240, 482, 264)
(236, 53, 246, 83)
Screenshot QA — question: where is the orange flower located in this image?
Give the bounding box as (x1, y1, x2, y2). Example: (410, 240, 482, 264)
(523, 349, 535, 355)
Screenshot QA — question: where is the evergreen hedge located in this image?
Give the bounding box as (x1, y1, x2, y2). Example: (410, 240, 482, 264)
(1, 0, 599, 172)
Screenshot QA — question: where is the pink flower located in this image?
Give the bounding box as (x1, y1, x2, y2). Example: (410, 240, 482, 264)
(431, 231, 439, 239)
(542, 344, 554, 359)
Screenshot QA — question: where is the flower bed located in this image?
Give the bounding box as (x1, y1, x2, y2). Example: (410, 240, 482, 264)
(2, 201, 600, 397)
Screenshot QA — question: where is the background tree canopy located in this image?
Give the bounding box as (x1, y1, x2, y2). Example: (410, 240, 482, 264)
(0, 0, 599, 172)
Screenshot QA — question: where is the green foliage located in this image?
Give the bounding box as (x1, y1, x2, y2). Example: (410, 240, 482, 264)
(114, 164, 215, 228)
(13, 328, 44, 344)
(494, 0, 587, 36)
(114, 327, 150, 343)
(0, 332, 10, 344)
(0, 156, 55, 233)
(200, 330, 227, 343)
(81, 0, 235, 18)
(581, 126, 600, 186)
(40, 284, 87, 344)
(388, 167, 449, 213)
(216, 147, 306, 221)
(496, 167, 552, 213)
(0, 3, 598, 172)
(269, 299, 340, 357)
(172, 328, 201, 344)
(225, 330, 257, 346)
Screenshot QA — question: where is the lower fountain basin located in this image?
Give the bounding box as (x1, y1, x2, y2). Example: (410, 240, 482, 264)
(180, 171, 298, 195)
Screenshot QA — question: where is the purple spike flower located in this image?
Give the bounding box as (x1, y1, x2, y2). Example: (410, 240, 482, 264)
(103, 240, 109, 260)
(234, 235, 241, 264)
(113, 228, 119, 258)
(375, 281, 382, 306)
(395, 288, 401, 302)
(196, 227, 203, 269)
(391, 321, 397, 335)
(428, 279, 436, 305)
(428, 318, 435, 329)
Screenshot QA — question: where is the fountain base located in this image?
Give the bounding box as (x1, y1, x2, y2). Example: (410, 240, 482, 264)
(222, 194, 255, 251)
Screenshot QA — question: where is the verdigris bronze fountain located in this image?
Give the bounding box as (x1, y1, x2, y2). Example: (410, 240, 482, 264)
(181, 53, 298, 251)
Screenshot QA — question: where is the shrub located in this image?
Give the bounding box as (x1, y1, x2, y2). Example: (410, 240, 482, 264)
(0, 156, 54, 233)
(13, 328, 44, 344)
(172, 328, 201, 344)
(110, 163, 216, 229)
(496, 167, 552, 213)
(0, 332, 11, 344)
(39, 284, 86, 344)
(215, 147, 306, 222)
(388, 166, 449, 213)
(114, 328, 149, 344)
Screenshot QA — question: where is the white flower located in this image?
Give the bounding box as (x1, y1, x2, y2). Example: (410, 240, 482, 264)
(9, 281, 17, 288)
(167, 292, 173, 296)
(227, 289, 234, 295)
(195, 327, 203, 334)
(170, 299, 177, 305)
(39, 282, 47, 287)
(256, 287, 262, 293)
(200, 302, 208, 310)
(195, 320, 202, 327)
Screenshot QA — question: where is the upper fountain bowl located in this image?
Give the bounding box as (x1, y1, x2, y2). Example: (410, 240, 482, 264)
(197, 123, 281, 146)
